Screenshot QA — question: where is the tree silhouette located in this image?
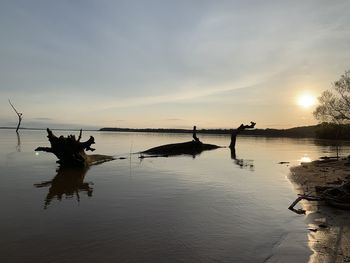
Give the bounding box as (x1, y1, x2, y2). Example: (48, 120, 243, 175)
(35, 129, 114, 167)
(8, 99, 23, 133)
(314, 71, 350, 124)
(229, 121, 256, 148)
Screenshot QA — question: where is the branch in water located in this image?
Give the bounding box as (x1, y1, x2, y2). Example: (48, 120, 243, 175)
(8, 99, 23, 133)
(230, 121, 256, 148)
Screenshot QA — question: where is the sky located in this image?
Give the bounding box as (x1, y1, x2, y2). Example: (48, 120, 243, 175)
(1, 0, 350, 129)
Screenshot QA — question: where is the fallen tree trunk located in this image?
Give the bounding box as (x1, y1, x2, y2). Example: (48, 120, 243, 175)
(35, 128, 114, 167)
(142, 140, 220, 157)
(141, 125, 222, 157)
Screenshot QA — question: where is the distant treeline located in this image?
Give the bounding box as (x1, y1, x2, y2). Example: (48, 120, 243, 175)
(100, 124, 350, 140)
(315, 123, 350, 140)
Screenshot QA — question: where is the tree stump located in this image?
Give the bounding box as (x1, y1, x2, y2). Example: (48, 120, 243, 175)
(35, 129, 113, 167)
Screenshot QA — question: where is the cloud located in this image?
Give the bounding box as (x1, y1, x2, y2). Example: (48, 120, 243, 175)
(97, 72, 270, 111)
(1, 1, 350, 128)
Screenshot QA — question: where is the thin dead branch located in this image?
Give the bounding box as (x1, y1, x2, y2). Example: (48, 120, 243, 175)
(8, 99, 23, 133)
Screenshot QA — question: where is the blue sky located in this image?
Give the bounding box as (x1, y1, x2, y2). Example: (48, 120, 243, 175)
(1, 0, 350, 129)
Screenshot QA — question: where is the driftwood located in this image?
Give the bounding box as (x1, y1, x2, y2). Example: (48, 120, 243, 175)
(289, 181, 350, 214)
(288, 194, 322, 214)
(192, 125, 200, 142)
(142, 140, 220, 157)
(229, 121, 256, 148)
(141, 126, 220, 157)
(35, 128, 114, 167)
(8, 99, 23, 133)
(322, 182, 350, 209)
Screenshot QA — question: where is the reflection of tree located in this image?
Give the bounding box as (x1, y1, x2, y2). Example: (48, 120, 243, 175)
(230, 148, 254, 171)
(34, 167, 93, 209)
(312, 138, 350, 159)
(16, 132, 21, 152)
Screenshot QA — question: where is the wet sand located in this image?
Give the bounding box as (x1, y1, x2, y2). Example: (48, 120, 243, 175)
(289, 158, 350, 263)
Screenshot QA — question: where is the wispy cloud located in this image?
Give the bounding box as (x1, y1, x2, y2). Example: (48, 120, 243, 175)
(98, 72, 271, 110)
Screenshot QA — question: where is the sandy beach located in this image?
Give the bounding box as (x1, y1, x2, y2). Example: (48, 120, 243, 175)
(289, 158, 350, 262)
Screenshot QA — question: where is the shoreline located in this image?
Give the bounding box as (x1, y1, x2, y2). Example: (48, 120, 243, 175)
(288, 157, 350, 262)
(2, 126, 350, 142)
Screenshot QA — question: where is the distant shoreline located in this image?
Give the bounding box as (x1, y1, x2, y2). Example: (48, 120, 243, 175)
(1, 125, 349, 140)
(99, 125, 318, 138)
(0, 127, 98, 132)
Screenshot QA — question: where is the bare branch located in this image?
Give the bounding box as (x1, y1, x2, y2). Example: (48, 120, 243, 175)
(8, 99, 23, 132)
(8, 99, 20, 116)
(77, 129, 82, 142)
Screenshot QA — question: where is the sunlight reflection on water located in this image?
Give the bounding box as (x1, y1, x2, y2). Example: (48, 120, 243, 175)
(299, 155, 312, 163)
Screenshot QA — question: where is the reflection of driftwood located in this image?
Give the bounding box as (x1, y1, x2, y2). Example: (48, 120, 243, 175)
(230, 121, 256, 148)
(289, 182, 350, 214)
(139, 154, 168, 159)
(16, 132, 21, 152)
(142, 140, 220, 157)
(230, 148, 254, 170)
(8, 99, 23, 133)
(34, 167, 92, 209)
(35, 128, 114, 167)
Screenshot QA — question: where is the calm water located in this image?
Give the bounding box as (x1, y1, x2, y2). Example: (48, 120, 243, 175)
(0, 129, 349, 262)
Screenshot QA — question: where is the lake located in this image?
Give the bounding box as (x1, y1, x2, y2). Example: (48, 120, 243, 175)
(0, 129, 348, 262)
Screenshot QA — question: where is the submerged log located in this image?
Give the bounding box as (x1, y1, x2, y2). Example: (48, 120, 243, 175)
(35, 128, 114, 167)
(142, 140, 220, 157)
(141, 125, 221, 157)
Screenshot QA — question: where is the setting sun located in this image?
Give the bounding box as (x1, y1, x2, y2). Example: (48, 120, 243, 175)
(297, 94, 316, 108)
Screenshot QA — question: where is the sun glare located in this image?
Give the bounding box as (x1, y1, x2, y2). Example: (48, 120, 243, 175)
(297, 94, 316, 108)
(299, 155, 311, 163)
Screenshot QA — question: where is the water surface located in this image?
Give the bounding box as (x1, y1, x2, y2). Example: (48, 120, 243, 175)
(0, 129, 348, 262)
